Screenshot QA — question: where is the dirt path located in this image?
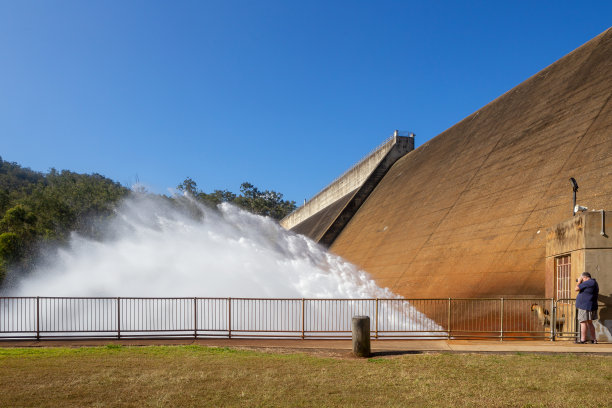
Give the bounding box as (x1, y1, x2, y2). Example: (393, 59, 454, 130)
(1, 338, 611, 357)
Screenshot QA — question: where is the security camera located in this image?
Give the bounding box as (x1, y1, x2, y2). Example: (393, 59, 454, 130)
(574, 205, 588, 213)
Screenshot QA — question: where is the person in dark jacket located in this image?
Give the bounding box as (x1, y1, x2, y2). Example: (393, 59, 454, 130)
(575, 272, 599, 344)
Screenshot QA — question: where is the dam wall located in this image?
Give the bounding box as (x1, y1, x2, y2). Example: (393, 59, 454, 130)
(329, 27, 612, 299)
(287, 27, 612, 300)
(281, 133, 414, 236)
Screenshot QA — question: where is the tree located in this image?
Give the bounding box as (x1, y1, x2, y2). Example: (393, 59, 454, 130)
(204, 189, 237, 206)
(0, 205, 37, 239)
(234, 182, 296, 219)
(177, 177, 198, 196)
(177, 178, 296, 220)
(0, 232, 22, 283)
(0, 232, 21, 263)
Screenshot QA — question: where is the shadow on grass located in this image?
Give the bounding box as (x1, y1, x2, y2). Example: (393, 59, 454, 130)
(369, 350, 424, 357)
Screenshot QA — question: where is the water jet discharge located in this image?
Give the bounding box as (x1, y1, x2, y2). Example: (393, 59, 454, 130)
(3, 194, 442, 338)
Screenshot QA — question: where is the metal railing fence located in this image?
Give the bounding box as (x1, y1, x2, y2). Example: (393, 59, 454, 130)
(0, 297, 578, 341)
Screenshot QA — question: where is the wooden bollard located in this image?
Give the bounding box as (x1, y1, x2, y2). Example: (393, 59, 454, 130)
(352, 316, 371, 357)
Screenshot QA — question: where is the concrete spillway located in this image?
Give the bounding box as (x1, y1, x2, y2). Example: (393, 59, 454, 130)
(285, 27, 612, 299)
(281, 133, 414, 245)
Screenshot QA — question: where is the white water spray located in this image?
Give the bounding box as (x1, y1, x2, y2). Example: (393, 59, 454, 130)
(3, 193, 445, 337)
(11, 194, 397, 299)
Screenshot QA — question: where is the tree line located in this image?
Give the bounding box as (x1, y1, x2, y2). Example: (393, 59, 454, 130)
(0, 157, 296, 285)
(176, 177, 296, 220)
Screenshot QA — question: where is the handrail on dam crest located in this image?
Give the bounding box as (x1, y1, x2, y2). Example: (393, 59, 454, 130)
(300, 132, 412, 204)
(0, 297, 579, 341)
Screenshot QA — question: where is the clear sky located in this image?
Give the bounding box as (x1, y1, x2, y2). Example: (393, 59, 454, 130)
(1, 1, 610, 203)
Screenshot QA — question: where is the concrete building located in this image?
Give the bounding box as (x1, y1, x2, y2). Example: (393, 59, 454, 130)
(282, 28, 612, 338)
(546, 211, 612, 339)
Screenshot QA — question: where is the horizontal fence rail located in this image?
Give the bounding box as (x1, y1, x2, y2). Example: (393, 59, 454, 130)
(0, 297, 578, 341)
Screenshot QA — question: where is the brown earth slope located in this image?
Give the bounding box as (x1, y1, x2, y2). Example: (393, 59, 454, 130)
(329, 27, 612, 298)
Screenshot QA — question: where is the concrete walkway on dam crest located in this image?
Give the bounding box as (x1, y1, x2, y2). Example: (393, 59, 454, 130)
(2, 338, 611, 356)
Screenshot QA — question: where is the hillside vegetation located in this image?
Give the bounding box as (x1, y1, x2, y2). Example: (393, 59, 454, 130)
(0, 158, 128, 283)
(0, 157, 296, 285)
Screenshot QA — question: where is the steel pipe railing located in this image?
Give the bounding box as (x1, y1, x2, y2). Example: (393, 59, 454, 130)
(0, 297, 579, 341)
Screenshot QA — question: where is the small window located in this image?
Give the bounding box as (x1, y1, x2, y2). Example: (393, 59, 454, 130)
(555, 255, 571, 300)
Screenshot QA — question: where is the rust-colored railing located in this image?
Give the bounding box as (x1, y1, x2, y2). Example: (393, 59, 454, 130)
(0, 297, 578, 341)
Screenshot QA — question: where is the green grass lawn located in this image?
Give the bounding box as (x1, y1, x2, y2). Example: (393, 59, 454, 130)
(1, 345, 610, 407)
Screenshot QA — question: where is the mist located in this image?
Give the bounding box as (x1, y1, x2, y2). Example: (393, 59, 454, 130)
(9, 193, 397, 299)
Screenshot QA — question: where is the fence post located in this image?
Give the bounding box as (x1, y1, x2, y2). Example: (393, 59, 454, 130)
(375, 298, 379, 339)
(500, 298, 504, 342)
(574, 304, 579, 343)
(36, 296, 40, 341)
(447, 298, 451, 340)
(228, 297, 232, 339)
(352, 316, 371, 357)
(117, 297, 121, 339)
(194, 297, 198, 339)
(551, 299, 556, 341)
(301, 298, 305, 339)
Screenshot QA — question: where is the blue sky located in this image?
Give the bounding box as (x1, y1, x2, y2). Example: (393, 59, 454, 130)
(1, 1, 610, 203)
